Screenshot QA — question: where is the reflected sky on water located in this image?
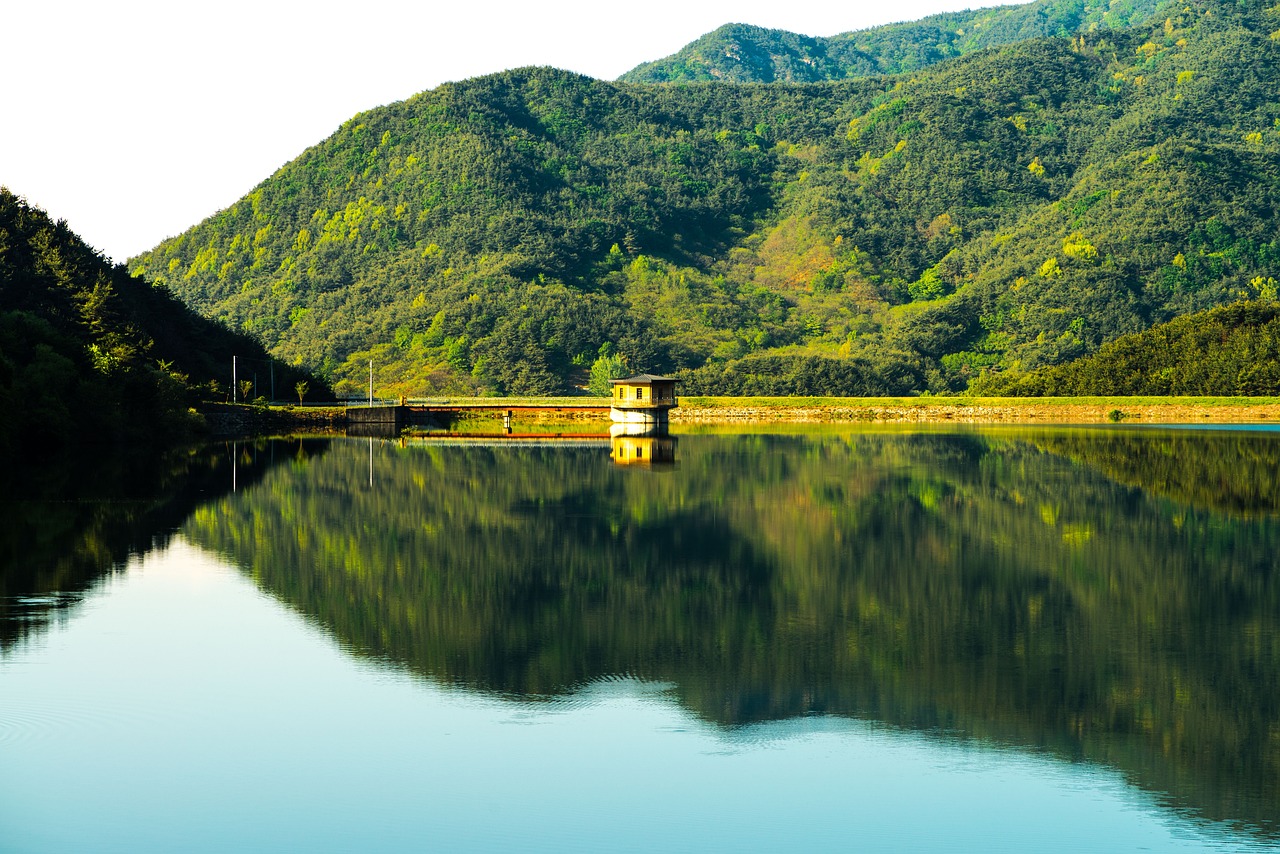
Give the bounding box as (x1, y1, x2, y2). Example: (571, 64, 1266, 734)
(1, 427, 1277, 851)
(0, 541, 1263, 853)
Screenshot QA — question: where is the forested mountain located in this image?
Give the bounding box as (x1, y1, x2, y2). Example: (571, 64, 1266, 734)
(129, 0, 1280, 397)
(0, 189, 313, 452)
(620, 0, 1169, 83)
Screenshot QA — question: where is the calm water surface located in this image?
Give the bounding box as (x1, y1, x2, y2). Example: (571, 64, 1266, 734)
(1, 427, 1277, 852)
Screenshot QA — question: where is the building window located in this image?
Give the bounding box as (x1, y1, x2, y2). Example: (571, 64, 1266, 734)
(636, 388, 644, 400)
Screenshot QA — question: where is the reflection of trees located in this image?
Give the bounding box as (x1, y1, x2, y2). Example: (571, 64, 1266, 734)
(1030, 428, 1280, 518)
(182, 431, 1280, 838)
(0, 438, 328, 648)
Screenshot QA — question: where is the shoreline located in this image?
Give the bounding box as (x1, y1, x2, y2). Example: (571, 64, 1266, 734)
(199, 397, 1280, 437)
(670, 398, 1280, 424)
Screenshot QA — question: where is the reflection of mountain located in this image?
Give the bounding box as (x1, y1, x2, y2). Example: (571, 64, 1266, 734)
(180, 431, 1280, 838)
(0, 439, 328, 647)
(1030, 427, 1280, 518)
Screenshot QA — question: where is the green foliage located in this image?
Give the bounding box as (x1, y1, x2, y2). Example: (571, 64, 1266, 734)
(129, 1, 1280, 396)
(587, 343, 627, 396)
(0, 189, 325, 450)
(620, 0, 1173, 83)
(677, 352, 921, 395)
(974, 300, 1280, 395)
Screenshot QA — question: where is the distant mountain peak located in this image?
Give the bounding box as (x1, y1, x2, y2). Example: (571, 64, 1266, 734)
(619, 0, 1173, 83)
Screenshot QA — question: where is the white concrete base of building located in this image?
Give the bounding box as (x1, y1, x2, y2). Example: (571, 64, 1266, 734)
(609, 407, 669, 427)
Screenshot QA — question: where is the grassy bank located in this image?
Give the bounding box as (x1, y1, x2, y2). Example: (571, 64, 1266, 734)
(672, 396, 1280, 424)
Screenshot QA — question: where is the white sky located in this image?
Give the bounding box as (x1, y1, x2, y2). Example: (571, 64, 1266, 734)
(2, 0, 1020, 262)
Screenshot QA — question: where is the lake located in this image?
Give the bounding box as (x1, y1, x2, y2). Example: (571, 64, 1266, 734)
(1, 426, 1277, 852)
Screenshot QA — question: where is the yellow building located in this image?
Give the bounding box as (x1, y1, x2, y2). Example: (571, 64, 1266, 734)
(610, 374, 677, 425)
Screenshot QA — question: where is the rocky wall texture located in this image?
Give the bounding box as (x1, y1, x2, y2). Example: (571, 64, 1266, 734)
(198, 404, 345, 437)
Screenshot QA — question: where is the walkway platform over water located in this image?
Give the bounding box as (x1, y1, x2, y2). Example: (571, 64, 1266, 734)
(345, 403, 611, 433)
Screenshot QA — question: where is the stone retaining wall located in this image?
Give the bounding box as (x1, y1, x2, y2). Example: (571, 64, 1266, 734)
(198, 404, 344, 437)
(670, 403, 1280, 424)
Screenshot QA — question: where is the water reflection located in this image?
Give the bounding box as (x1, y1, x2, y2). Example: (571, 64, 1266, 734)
(610, 423, 678, 467)
(0, 439, 328, 647)
(3, 428, 1278, 843)
(7, 544, 1261, 853)
(172, 427, 1280, 840)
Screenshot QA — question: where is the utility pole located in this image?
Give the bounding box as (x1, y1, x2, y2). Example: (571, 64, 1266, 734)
(369, 359, 374, 407)
(232, 355, 238, 403)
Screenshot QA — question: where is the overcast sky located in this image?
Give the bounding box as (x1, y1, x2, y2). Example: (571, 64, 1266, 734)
(2, 0, 1021, 262)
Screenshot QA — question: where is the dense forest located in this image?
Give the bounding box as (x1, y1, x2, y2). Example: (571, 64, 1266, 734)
(620, 0, 1170, 83)
(181, 432, 1280, 838)
(129, 0, 1280, 397)
(0, 190, 317, 452)
(974, 298, 1280, 394)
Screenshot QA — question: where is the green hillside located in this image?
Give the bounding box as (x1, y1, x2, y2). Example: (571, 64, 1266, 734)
(0, 189, 314, 452)
(620, 0, 1168, 83)
(974, 298, 1280, 394)
(130, 0, 1280, 397)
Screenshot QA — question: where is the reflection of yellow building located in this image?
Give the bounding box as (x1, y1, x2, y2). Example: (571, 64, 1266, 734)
(611, 433, 677, 467)
(610, 374, 677, 425)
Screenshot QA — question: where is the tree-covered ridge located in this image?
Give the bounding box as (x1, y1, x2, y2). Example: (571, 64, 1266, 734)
(182, 431, 1280, 838)
(130, 0, 1280, 397)
(973, 299, 1280, 394)
(618, 0, 1170, 83)
(0, 190, 318, 452)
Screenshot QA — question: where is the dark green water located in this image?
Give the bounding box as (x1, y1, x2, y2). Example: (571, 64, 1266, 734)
(1, 427, 1277, 851)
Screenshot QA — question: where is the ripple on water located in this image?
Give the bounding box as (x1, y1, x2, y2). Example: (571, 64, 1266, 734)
(0, 688, 167, 747)
(0, 696, 176, 747)
(3, 592, 85, 619)
(0, 697, 111, 746)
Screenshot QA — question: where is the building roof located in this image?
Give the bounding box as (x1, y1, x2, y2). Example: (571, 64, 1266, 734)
(611, 374, 676, 384)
